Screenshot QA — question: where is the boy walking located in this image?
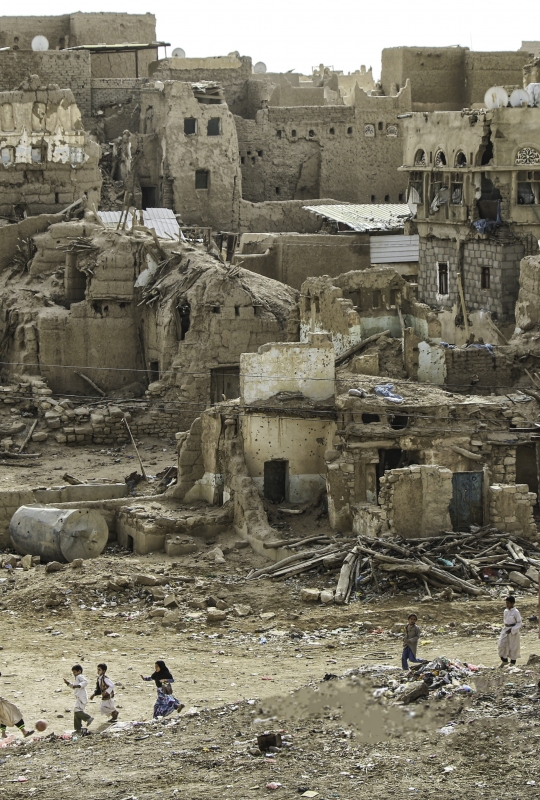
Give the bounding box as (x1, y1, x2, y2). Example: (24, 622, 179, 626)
(90, 663, 118, 722)
(64, 664, 94, 732)
(401, 613, 424, 670)
(498, 595, 522, 666)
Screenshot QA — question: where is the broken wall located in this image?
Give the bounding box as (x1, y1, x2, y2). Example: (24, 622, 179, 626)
(376, 465, 453, 537)
(515, 255, 540, 330)
(489, 483, 537, 539)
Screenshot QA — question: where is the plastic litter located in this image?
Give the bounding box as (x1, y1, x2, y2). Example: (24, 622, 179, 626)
(373, 383, 403, 404)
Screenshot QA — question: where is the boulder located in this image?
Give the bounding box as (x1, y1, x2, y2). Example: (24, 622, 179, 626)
(210, 547, 226, 565)
(207, 607, 227, 622)
(45, 561, 65, 573)
(2, 555, 18, 569)
(508, 571, 533, 588)
(135, 574, 160, 586)
(320, 590, 334, 604)
(260, 612, 276, 621)
(20, 554, 32, 571)
(301, 588, 321, 603)
(32, 431, 48, 443)
(149, 608, 167, 618)
(161, 609, 180, 627)
(525, 566, 539, 584)
(164, 594, 179, 608)
(399, 682, 430, 704)
(70, 558, 84, 569)
(233, 604, 252, 617)
(526, 653, 540, 666)
(151, 587, 167, 601)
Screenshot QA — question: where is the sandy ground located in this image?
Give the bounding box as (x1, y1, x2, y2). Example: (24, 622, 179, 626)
(1, 448, 540, 798)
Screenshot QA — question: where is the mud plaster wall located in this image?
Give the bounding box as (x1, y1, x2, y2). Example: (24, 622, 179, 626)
(242, 415, 335, 503)
(381, 47, 529, 110)
(378, 465, 453, 537)
(418, 237, 524, 322)
(489, 483, 537, 539)
(0, 51, 92, 117)
(237, 233, 370, 288)
(515, 255, 540, 330)
(238, 199, 337, 234)
(235, 85, 410, 204)
(240, 336, 335, 404)
(149, 56, 252, 115)
(140, 82, 242, 230)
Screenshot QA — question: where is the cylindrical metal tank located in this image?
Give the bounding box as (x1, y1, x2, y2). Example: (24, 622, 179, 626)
(10, 506, 108, 563)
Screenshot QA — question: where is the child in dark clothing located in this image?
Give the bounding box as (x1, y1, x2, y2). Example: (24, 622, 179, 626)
(401, 613, 424, 670)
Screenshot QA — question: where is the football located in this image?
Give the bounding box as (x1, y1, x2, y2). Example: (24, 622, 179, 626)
(35, 720, 47, 732)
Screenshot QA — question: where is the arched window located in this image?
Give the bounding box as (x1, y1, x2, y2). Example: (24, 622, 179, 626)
(434, 149, 447, 167)
(515, 147, 540, 165)
(364, 124, 375, 137)
(455, 151, 467, 167)
(386, 125, 398, 138)
(414, 149, 426, 167)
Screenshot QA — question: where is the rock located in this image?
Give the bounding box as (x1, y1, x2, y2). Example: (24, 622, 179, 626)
(164, 594, 179, 608)
(188, 598, 207, 609)
(207, 607, 227, 622)
(161, 609, 180, 627)
(1, 555, 18, 568)
(215, 598, 228, 610)
(135, 574, 160, 586)
(508, 571, 533, 588)
(233, 539, 249, 550)
(32, 431, 48, 442)
(233, 604, 252, 617)
(260, 612, 276, 621)
(320, 589, 334, 604)
(206, 595, 218, 607)
(45, 592, 63, 607)
(420, 595, 434, 603)
(151, 587, 167, 601)
(164, 536, 198, 557)
(70, 558, 83, 569)
(399, 681, 430, 704)
(209, 547, 226, 564)
(31, 556, 40, 566)
(116, 575, 131, 588)
(20, 554, 32, 571)
(45, 561, 65, 573)
(149, 608, 167, 618)
(525, 566, 539, 584)
(301, 588, 321, 603)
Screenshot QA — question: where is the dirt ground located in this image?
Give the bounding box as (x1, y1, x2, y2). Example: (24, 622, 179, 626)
(1, 445, 540, 798)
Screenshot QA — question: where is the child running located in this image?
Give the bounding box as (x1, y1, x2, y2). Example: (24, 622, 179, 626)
(89, 663, 118, 722)
(401, 613, 424, 670)
(140, 660, 185, 719)
(64, 664, 94, 733)
(0, 672, 34, 738)
(498, 595, 522, 667)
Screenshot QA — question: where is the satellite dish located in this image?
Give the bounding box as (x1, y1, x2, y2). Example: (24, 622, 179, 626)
(510, 88, 530, 107)
(484, 86, 508, 109)
(31, 35, 49, 52)
(254, 61, 267, 74)
(172, 47, 185, 58)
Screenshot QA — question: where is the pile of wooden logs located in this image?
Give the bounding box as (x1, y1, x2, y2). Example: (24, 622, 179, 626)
(248, 527, 540, 603)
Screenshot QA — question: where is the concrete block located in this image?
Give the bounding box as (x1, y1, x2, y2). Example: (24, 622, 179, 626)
(508, 571, 533, 588)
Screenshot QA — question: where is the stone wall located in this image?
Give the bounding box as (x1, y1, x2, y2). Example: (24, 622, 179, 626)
(515, 255, 540, 330)
(489, 483, 537, 539)
(443, 346, 514, 393)
(378, 465, 453, 538)
(91, 78, 151, 114)
(418, 237, 524, 322)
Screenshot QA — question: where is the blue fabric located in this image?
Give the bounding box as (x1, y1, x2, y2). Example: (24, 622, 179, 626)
(153, 687, 181, 718)
(374, 383, 404, 404)
(472, 201, 502, 234)
(402, 646, 423, 670)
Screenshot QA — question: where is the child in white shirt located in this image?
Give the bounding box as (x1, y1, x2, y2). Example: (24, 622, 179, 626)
(90, 663, 118, 722)
(64, 664, 94, 732)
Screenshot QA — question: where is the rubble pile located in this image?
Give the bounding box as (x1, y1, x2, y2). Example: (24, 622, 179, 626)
(287, 527, 540, 604)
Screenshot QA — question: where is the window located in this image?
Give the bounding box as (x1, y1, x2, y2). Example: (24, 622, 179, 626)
(291, 129, 296, 137)
(386, 125, 398, 138)
(141, 186, 157, 208)
(378, 121, 383, 131)
(195, 169, 209, 189)
(414, 149, 427, 167)
(408, 171, 423, 203)
(149, 361, 160, 382)
(517, 171, 540, 205)
(384, 194, 390, 202)
(434, 149, 447, 167)
(347, 126, 353, 134)
(212, 306, 220, 313)
(430, 172, 445, 202)
(398, 192, 403, 202)
(1, 146, 14, 166)
(481, 267, 490, 289)
(258, 150, 263, 157)
(31, 146, 44, 164)
(276, 130, 282, 138)
(207, 118, 221, 136)
(450, 172, 464, 204)
(364, 124, 375, 137)
(69, 147, 84, 165)
(329, 127, 335, 134)
(372, 289, 382, 308)
(175, 300, 190, 340)
(275, 186, 280, 195)
(362, 413, 380, 424)
(515, 147, 540, 165)
(184, 118, 197, 135)
(309, 129, 315, 137)
(438, 262, 449, 295)
(455, 151, 467, 167)
(241, 156, 245, 164)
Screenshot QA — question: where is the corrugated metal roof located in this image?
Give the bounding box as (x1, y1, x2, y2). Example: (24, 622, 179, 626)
(97, 208, 179, 239)
(303, 203, 413, 232)
(370, 234, 419, 263)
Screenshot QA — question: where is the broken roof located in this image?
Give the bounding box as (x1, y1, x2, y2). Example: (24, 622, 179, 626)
(65, 42, 169, 53)
(303, 203, 413, 233)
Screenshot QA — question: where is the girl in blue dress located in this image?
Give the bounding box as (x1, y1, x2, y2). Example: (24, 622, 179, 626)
(141, 660, 185, 718)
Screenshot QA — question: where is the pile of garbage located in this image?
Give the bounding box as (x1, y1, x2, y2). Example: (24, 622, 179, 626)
(398, 656, 479, 701)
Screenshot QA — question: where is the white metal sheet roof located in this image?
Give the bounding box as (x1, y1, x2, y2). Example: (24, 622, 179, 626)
(97, 208, 179, 239)
(370, 234, 419, 263)
(303, 203, 413, 232)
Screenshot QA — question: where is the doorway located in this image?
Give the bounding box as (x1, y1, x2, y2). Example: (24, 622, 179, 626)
(376, 448, 403, 496)
(141, 186, 158, 209)
(264, 460, 288, 504)
(516, 444, 538, 496)
(210, 366, 240, 403)
(449, 471, 483, 531)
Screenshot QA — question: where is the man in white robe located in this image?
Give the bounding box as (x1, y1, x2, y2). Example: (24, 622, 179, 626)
(498, 595, 522, 666)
